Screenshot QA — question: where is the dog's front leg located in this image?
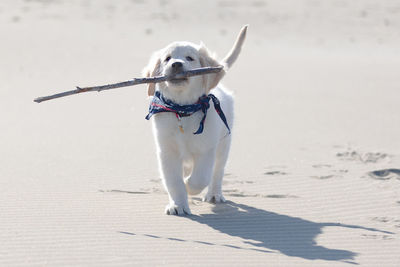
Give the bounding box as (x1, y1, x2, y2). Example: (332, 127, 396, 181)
(157, 149, 191, 215)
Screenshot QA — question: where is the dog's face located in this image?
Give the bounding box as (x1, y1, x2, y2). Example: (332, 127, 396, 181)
(160, 42, 202, 93)
(143, 41, 225, 104)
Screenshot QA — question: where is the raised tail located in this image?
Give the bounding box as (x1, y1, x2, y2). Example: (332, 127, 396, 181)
(222, 25, 248, 69)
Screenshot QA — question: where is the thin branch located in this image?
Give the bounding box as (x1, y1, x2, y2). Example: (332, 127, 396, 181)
(33, 66, 223, 103)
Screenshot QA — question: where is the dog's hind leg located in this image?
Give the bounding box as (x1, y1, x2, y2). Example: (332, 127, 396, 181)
(184, 148, 216, 195)
(203, 136, 231, 203)
(183, 158, 193, 179)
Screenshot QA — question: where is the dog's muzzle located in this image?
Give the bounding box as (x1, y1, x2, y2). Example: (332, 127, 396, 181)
(167, 61, 188, 84)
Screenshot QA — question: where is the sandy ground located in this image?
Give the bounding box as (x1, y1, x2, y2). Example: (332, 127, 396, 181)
(1, 0, 400, 266)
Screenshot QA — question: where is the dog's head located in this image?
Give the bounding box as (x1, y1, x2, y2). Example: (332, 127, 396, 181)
(143, 26, 248, 104)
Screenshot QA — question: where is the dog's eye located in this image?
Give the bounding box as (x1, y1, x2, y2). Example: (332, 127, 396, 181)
(186, 56, 194, 61)
(165, 56, 171, 62)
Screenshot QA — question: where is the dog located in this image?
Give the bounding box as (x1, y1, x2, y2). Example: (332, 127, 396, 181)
(143, 26, 247, 215)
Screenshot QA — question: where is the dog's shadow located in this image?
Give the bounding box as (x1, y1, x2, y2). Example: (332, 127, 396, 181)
(187, 200, 393, 263)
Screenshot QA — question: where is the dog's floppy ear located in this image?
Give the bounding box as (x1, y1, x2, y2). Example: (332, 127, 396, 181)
(198, 44, 226, 93)
(142, 52, 161, 96)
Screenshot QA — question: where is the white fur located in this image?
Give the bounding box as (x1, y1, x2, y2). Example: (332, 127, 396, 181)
(143, 26, 247, 215)
(152, 85, 233, 215)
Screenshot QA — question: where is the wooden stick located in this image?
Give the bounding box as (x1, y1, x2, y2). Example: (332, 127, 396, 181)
(34, 66, 223, 103)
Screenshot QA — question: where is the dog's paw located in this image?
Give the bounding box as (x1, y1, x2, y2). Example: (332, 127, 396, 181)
(165, 203, 192, 216)
(203, 193, 226, 204)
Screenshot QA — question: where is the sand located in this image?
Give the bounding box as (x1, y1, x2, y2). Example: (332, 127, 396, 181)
(1, 0, 399, 266)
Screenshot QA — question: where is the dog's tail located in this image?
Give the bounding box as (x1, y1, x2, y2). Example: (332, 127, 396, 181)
(221, 25, 248, 70)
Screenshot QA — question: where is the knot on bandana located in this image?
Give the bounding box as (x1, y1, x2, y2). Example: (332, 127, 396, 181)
(145, 91, 231, 135)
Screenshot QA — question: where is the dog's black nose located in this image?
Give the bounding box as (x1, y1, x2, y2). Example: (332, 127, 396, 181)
(171, 62, 183, 69)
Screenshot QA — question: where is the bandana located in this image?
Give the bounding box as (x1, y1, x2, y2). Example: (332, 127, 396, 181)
(145, 91, 231, 135)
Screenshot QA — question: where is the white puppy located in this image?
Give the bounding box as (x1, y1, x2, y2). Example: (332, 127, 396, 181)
(143, 26, 247, 215)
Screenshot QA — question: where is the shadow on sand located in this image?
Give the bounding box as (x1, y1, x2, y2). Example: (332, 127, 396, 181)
(187, 201, 393, 264)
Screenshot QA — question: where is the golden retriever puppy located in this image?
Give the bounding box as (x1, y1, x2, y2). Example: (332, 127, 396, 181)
(143, 26, 247, 215)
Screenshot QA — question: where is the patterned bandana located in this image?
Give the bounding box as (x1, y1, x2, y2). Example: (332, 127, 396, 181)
(145, 91, 231, 135)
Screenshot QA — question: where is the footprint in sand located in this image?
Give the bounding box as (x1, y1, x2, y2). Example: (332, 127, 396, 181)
(264, 171, 288, 176)
(310, 164, 346, 179)
(336, 149, 391, 163)
(371, 217, 400, 228)
(311, 175, 336, 180)
(367, 168, 400, 180)
(312, 164, 332, 169)
(264, 165, 288, 176)
(222, 189, 298, 199)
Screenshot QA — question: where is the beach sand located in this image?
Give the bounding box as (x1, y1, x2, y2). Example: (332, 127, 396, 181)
(1, 0, 399, 266)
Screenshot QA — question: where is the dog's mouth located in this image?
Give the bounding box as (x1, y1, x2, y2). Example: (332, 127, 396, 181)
(168, 77, 188, 84)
